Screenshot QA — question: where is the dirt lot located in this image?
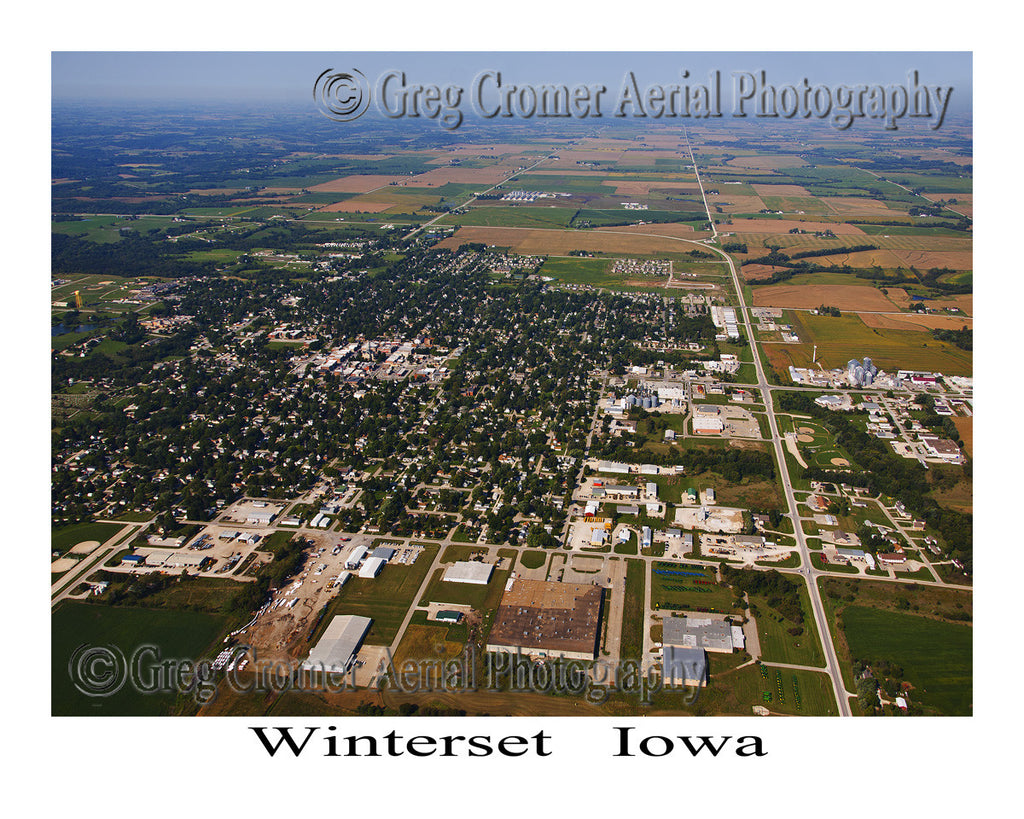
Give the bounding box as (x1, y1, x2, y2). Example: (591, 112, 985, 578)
(953, 417, 973, 457)
(751, 283, 901, 311)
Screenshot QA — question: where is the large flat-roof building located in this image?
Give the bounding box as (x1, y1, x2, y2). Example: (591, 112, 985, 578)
(662, 645, 708, 687)
(485, 579, 603, 661)
(358, 557, 386, 578)
(443, 561, 494, 585)
(301, 614, 371, 674)
(663, 616, 740, 653)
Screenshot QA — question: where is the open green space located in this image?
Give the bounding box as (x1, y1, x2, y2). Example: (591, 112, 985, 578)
(749, 584, 824, 667)
(620, 559, 646, 661)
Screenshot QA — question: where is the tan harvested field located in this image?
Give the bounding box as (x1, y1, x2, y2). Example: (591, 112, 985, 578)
(752, 184, 811, 197)
(595, 222, 699, 238)
(953, 417, 973, 457)
(723, 233, 971, 254)
(728, 155, 808, 169)
(413, 165, 520, 185)
(708, 194, 766, 213)
(437, 226, 706, 256)
(809, 249, 908, 268)
(860, 312, 973, 332)
(726, 219, 867, 235)
(820, 197, 900, 217)
(740, 264, 791, 280)
(752, 283, 901, 311)
(604, 180, 701, 196)
(886, 289, 973, 316)
(309, 174, 414, 193)
(889, 249, 973, 270)
(260, 187, 306, 195)
(318, 199, 396, 213)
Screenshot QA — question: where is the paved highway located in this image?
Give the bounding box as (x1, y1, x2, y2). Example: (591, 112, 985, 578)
(685, 127, 853, 715)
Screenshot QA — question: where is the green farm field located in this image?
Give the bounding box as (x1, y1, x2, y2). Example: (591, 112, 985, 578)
(840, 605, 972, 715)
(767, 312, 972, 375)
(52, 601, 232, 715)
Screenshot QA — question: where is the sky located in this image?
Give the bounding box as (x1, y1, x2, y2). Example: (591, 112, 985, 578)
(52, 52, 972, 114)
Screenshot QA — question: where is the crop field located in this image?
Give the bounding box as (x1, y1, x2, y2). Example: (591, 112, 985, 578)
(777, 311, 973, 374)
(52, 602, 232, 715)
(840, 605, 972, 715)
(752, 283, 901, 312)
(436, 226, 708, 257)
(445, 207, 577, 229)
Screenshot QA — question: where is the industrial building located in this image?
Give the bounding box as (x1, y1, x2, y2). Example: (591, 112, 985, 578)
(443, 560, 494, 585)
(371, 546, 397, 561)
(345, 546, 368, 569)
(301, 614, 372, 674)
(662, 645, 708, 687)
(693, 405, 725, 434)
(663, 616, 744, 653)
(486, 579, 603, 661)
(358, 557, 386, 578)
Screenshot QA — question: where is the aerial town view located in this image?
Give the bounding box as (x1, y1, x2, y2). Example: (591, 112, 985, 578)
(50, 52, 972, 718)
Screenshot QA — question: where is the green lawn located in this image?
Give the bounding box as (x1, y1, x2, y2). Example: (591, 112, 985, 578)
(620, 559, 646, 661)
(750, 585, 825, 667)
(651, 564, 735, 614)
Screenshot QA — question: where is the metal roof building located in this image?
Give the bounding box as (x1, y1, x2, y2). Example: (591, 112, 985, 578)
(443, 560, 494, 585)
(345, 546, 368, 569)
(301, 614, 371, 674)
(663, 616, 736, 653)
(358, 556, 386, 578)
(662, 645, 707, 687)
(371, 546, 397, 561)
